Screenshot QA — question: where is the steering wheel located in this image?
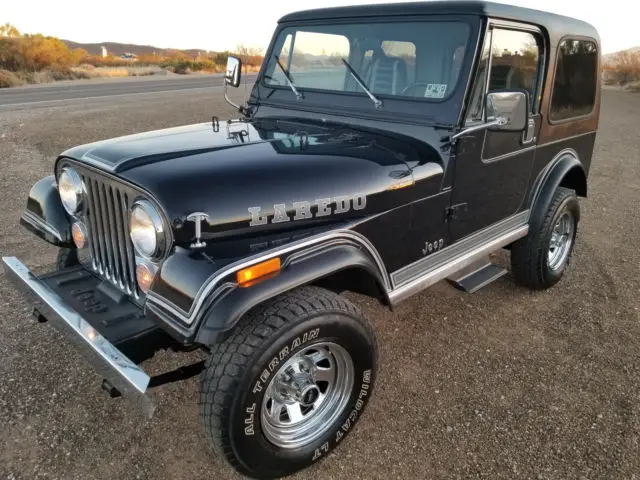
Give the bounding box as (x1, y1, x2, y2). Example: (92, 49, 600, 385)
(400, 82, 435, 96)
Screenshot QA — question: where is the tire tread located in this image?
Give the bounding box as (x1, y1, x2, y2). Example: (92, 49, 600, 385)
(199, 286, 375, 476)
(511, 187, 577, 289)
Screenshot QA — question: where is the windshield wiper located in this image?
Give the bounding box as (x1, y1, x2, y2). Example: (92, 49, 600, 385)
(274, 55, 303, 101)
(341, 58, 382, 109)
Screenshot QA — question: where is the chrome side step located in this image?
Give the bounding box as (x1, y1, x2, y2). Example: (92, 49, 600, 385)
(388, 225, 527, 305)
(446, 257, 508, 293)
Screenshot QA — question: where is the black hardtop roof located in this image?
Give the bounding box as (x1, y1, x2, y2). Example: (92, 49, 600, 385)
(279, 1, 599, 42)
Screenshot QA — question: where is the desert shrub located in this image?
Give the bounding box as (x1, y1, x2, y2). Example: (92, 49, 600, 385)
(45, 66, 76, 80)
(604, 50, 640, 85)
(0, 34, 85, 71)
(160, 58, 220, 74)
(0, 68, 23, 87)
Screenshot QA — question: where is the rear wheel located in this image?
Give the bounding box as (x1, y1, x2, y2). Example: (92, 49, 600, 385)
(199, 286, 377, 479)
(511, 187, 579, 289)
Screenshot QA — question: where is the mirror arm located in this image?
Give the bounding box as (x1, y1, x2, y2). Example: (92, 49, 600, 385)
(223, 78, 250, 116)
(450, 117, 506, 142)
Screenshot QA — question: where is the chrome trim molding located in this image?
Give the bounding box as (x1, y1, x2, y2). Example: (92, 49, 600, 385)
(146, 228, 390, 325)
(1, 256, 154, 416)
(21, 210, 63, 241)
(388, 224, 528, 304)
(536, 131, 596, 149)
(392, 210, 529, 287)
(482, 144, 536, 164)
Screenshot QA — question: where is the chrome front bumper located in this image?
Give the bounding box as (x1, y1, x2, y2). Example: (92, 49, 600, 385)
(1, 256, 154, 416)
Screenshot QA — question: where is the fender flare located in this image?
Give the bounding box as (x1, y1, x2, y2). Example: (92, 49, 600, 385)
(20, 176, 73, 247)
(194, 242, 388, 345)
(528, 150, 586, 230)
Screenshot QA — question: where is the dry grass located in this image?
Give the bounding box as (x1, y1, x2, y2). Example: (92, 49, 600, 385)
(0, 68, 24, 87)
(0, 65, 166, 87)
(71, 65, 162, 78)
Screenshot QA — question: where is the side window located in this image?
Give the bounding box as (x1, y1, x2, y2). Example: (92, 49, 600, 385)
(488, 29, 541, 111)
(465, 28, 542, 124)
(550, 39, 598, 121)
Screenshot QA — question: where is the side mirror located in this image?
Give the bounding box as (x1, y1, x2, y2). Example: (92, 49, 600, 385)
(225, 56, 242, 88)
(485, 90, 528, 132)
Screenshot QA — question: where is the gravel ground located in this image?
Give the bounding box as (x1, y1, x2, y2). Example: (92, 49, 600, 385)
(0, 87, 639, 480)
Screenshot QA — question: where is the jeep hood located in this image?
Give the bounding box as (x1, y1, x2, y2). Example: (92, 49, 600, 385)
(60, 118, 445, 244)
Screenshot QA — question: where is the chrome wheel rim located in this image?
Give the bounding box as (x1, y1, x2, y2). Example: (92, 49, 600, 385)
(548, 211, 575, 271)
(261, 341, 354, 449)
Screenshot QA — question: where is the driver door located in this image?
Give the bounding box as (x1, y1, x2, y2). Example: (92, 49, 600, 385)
(449, 24, 544, 241)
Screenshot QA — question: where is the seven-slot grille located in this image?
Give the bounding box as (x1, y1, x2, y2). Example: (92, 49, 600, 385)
(80, 171, 140, 298)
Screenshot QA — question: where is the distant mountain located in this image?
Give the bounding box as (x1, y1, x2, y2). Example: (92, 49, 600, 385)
(62, 40, 209, 57)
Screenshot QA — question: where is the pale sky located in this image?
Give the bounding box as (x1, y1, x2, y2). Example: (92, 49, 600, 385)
(3, 0, 638, 54)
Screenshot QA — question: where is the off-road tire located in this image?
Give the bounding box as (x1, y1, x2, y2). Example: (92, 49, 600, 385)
(56, 247, 79, 270)
(510, 187, 579, 289)
(199, 286, 377, 479)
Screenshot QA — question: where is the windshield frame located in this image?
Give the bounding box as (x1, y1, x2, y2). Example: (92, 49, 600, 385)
(253, 14, 481, 125)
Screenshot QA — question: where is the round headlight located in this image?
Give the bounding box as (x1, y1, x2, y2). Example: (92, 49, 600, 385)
(130, 200, 165, 259)
(58, 168, 85, 215)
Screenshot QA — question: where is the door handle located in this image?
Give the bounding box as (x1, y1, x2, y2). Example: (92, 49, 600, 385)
(522, 118, 536, 145)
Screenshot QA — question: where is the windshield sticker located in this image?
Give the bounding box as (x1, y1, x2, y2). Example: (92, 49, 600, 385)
(424, 84, 448, 99)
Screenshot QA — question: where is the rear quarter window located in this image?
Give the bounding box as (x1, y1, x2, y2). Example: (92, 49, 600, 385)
(550, 39, 599, 121)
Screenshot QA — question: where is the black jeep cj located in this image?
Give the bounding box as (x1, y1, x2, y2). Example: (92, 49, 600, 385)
(2, 1, 600, 478)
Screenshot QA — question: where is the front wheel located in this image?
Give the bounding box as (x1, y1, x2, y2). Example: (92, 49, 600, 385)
(199, 286, 377, 479)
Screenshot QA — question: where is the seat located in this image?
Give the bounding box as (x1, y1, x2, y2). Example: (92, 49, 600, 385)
(368, 55, 408, 95)
(490, 64, 528, 91)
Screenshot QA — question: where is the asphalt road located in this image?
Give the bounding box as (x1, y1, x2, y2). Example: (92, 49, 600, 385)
(0, 73, 258, 108)
(0, 84, 639, 480)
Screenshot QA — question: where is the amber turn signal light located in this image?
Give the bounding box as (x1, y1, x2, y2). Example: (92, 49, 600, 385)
(136, 263, 155, 293)
(237, 257, 281, 287)
(71, 222, 87, 249)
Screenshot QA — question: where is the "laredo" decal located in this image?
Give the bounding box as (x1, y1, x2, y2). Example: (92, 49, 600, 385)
(248, 194, 367, 226)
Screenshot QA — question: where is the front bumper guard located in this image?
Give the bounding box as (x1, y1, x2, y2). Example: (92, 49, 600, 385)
(1, 256, 154, 416)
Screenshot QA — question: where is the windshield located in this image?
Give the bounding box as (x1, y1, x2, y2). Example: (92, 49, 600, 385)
(263, 21, 470, 101)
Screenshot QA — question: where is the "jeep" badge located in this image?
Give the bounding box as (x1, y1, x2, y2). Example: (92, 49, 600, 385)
(248, 194, 367, 226)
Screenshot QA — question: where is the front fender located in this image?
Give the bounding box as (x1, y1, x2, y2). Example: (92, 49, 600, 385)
(145, 230, 389, 345)
(20, 176, 73, 247)
(194, 243, 388, 345)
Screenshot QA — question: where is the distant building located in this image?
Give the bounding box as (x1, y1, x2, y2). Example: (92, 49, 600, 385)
(101, 46, 108, 58)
